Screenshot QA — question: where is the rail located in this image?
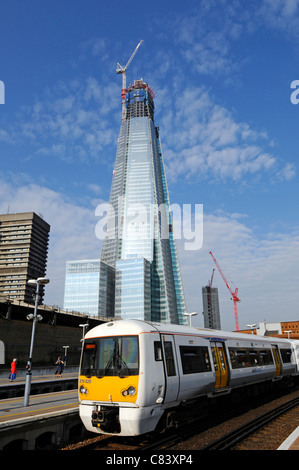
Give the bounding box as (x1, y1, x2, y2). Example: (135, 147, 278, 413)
(200, 396, 299, 450)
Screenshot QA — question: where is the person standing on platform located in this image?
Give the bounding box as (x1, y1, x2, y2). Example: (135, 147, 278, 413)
(10, 358, 17, 381)
(54, 357, 64, 378)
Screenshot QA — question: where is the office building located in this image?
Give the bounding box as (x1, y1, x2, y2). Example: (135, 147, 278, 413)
(100, 79, 187, 324)
(63, 259, 115, 317)
(0, 212, 50, 304)
(63, 260, 100, 315)
(202, 285, 221, 330)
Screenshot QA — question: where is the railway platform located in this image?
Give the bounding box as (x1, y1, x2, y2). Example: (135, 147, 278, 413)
(0, 370, 78, 399)
(0, 388, 78, 424)
(278, 427, 299, 450)
(0, 376, 82, 449)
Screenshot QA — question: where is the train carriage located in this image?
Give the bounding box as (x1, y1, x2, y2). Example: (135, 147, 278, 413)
(79, 320, 296, 436)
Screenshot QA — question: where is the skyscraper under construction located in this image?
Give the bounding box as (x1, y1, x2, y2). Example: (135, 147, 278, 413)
(100, 77, 187, 324)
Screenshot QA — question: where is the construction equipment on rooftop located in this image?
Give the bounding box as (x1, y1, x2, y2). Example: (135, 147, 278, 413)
(209, 251, 240, 331)
(209, 268, 215, 287)
(116, 40, 143, 121)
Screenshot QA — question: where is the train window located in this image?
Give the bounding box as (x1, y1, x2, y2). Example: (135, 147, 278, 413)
(180, 346, 212, 374)
(280, 349, 292, 363)
(229, 348, 274, 368)
(80, 336, 139, 377)
(259, 349, 273, 365)
(248, 350, 259, 366)
(164, 341, 176, 376)
(81, 342, 97, 373)
(154, 341, 162, 361)
(230, 349, 248, 368)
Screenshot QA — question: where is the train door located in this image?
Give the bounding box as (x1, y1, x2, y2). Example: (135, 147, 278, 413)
(211, 341, 229, 389)
(162, 335, 179, 402)
(272, 345, 282, 376)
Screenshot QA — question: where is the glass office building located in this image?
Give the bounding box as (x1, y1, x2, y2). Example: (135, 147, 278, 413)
(63, 260, 101, 315)
(63, 259, 115, 317)
(115, 258, 151, 320)
(100, 79, 187, 324)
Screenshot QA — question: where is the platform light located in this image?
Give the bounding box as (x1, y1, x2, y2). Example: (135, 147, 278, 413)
(79, 323, 89, 342)
(247, 324, 257, 334)
(183, 312, 198, 326)
(26, 313, 43, 322)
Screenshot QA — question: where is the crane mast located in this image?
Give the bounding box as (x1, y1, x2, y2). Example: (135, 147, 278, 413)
(209, 251, 240, 330)
(116, 40, 143, 121)
(209, 268, 215, 287)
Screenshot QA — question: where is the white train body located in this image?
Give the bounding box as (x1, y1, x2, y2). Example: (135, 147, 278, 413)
(290, 339, 299, 375)
(79, 320, 297, 436)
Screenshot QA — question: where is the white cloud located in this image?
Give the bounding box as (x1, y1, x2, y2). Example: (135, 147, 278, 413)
(6, 76, 120, 165)
(0, 179, 102, 307)
(160, 85, 290, 183)
(259, 0, 299, 38)
(177, 212, 299, 330)
(149, 2, 296, 186)
(174, 0, 245, 77)
(1, 177, 298, 331)
(276, 163, 296, 181)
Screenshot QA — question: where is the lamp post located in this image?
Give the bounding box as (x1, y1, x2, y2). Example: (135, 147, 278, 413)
(184, 312, 198, 327)
(24, 277, 50, 407)
(285, 330, 292, 339)
(63, 346, 69, 367)
(79, 324, 89, 342)
(246, 324, 257, 335)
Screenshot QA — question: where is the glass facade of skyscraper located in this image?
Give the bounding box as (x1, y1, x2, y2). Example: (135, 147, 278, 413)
(115, 258, 151, 320)
(63, 260, 100, 315)
(100, 79, 187, 324)
(63, 259, 115, 317)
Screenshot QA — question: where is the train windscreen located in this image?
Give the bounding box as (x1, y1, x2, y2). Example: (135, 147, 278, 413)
(80, 335, 139, 378)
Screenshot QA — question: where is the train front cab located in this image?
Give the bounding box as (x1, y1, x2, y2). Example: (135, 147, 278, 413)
(78, 331, 142, 435)
(78, 325, 170, 436)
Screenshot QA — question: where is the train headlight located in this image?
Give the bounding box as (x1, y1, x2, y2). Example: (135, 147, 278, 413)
(80, 385, 88, 395)
(122, 386, 136, 397)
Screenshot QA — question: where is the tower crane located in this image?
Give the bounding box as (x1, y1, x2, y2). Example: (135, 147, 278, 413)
(209, 251, 240, 331)
(116, 40, 143, 121)
(209, 268, 215, 287)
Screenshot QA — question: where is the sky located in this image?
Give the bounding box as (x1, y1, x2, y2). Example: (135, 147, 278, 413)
(0, 0, 299, 331)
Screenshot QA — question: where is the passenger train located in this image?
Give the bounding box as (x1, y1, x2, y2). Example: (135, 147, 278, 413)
(78, 320, 299, 436)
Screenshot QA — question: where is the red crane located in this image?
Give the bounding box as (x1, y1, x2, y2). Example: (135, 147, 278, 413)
(209, 251, 240, 331)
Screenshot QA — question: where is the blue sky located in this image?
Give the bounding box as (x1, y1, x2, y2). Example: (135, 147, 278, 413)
(1, 0, 299, 330)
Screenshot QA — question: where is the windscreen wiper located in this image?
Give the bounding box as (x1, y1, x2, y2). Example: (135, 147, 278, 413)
(104, 341, 130, 377)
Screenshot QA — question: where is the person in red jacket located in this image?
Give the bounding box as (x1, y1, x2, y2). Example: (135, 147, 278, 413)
(10, 358, 17, 381)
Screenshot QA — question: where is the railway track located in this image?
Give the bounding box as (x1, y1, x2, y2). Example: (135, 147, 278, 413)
(62, 387, 299, 451)
(199, 396, 299, 450)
